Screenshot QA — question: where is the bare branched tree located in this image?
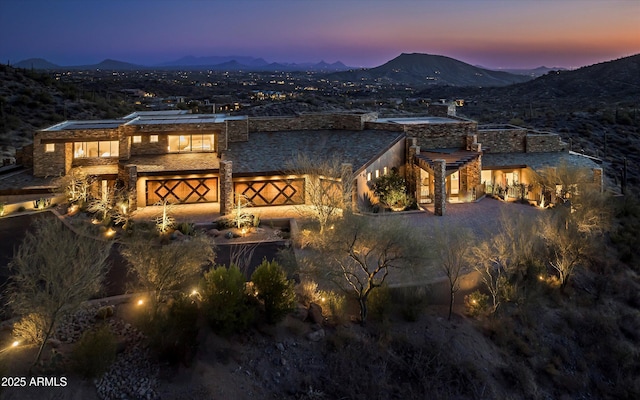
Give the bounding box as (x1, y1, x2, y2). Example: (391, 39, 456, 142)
(434, 225, 473, 320)
(154, 200, 175, 234)
(53, 167, 91, 206)
(316, 214, 428, 323)
(121, 233, 215, 308)
(540, 189, 610, 289)
(87, 187, 113, 222)
(8, 216, 112, 364)
(287, 153, 354, 235)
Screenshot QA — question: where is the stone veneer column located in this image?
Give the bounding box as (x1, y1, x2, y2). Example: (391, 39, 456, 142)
(406, 139, 420, 203)
(220, 160, 234, 216)
(341, 163, 354, 213)
(593, 168, 603, 193)
(433, 159, 446, 216)
(118, 164, 138, 211)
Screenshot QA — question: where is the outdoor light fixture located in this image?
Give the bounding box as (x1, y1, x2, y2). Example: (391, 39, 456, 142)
(137, 299, 144, 306)
(105, 228, 116, 237)
(12, 341, 19, 347)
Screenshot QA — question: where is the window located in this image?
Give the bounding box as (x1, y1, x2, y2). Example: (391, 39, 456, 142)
(167, 134, 215, 152)
(73, 141, 119, 158)
(45, 143, 55, 153)
(383, 166, 388, 175)
(150, 135, 158, 143)
(133, 136, 142, 143)
(375, 169, 380, 179)
(366, 172, 372, 182)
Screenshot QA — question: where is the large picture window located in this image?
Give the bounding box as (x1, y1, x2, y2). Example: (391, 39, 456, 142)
(167, 134, 214, 153)
(73, 141, 119, 158)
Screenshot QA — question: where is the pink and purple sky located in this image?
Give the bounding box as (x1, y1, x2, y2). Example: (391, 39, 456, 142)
(1, 0, 638, 69)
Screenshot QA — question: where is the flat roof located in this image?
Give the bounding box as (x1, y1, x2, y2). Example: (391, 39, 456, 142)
(122, 110, 190, 119)
(225, 129, 404, 175)
(376, 117, 459, 124)
(125, 114, 247, 126)
(42, 120, 124, 131)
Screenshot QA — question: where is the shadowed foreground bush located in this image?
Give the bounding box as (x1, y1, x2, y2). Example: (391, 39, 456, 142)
(251, 259, 295, 324)
(202, 264, 256, 335)
(72, 325, 117, 379)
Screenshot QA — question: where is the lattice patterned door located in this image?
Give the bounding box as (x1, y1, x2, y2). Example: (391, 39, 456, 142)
(146, 178, 219, 205)
(234, 179, 305, 206)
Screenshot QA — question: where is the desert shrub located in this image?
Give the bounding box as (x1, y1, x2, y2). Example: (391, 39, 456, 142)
(141, 294, 199, 366)
(201, 265, 255, 335)
(296, 279, 321, 306)
(368, 285, 392, 322)
(12, 313, 48, 344)
(71, 324, 117, 379)
(464, 290, 489, 317)
(318, 290, 347, 324)
(176, 222, 195, 236)
(369, 170, 414, 211)
(395, 286, 428, 322)
(251, 259, 296, 324)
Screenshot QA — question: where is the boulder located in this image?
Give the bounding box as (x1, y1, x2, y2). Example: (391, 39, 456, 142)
(306, 329, 325, 342)
(207, 228, 221, 237)
(292, 304, 309, 321)
(95, 305, 115, 319)
(308, 302, 323, 325)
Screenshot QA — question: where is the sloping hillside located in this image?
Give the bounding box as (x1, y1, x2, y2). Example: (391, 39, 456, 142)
(331, 53, 532, 87)
(0, 65, 132, 159)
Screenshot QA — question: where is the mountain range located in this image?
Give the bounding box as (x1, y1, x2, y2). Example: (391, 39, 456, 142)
(12, 57, 351, 73)
(13, 53, 563, 86)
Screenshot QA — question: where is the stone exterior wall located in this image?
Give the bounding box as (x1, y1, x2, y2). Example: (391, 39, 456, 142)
(125, 123, 225, 156)
(226, 118, 249, 143)
(477, 128, 527, 153)
(219, 160, 233, 215)
(248, 113, 376, 132)
(34, 128, 120, 177)
(405, 120, 477, 149)
(433, 159, 446, 216)
(118, 164, 138, 210)
(526, 133, 565, 153)
(364, 121, 405, 132)
(429, 103, 456, 117)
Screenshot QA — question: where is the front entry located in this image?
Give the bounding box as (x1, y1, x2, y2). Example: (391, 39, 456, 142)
(146, 178, 219, 205)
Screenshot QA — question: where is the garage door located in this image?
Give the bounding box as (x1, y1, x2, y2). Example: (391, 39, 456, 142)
(234, 179, 304, 206)
(146, 178, 218, 205)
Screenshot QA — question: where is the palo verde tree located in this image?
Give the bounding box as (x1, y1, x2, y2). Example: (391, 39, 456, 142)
(287, 153, 354, 235)
(434, 224, 473, 320)
(8, 216, 112, 364)
(121, 232, 215, 311)
(317, 213, 428, 323)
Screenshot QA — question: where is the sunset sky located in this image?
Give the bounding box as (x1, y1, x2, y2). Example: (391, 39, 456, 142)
(1, 0, 638, 69)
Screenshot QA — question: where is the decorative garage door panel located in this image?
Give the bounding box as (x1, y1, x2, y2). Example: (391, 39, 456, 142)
(235, 179, 305, 206)
(146, 178, 218, 205)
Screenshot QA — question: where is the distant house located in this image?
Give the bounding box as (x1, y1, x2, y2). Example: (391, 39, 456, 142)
(32, 106, 603, 216)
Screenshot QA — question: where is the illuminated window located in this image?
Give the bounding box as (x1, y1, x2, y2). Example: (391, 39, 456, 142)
(74, 141, 119, 158)
(375, 169, 380, 178)
(133, 136, 142, 143)
(366, 172, 372, 181)
(45, 143, 55, 153)
(167, 134, 215, 152)
(150, 135, 158, 143)
(383, 166, 388, 175)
